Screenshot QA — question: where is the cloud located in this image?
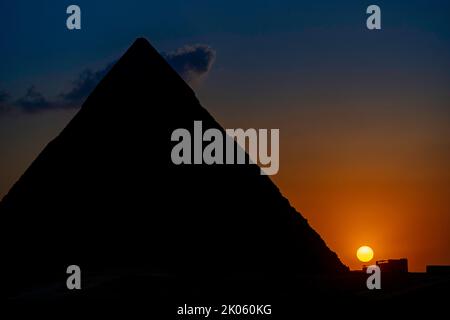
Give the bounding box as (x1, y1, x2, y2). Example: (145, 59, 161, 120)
(15, 86, 53, 113)
(1, 43, 216, 115)
(61, 62, 115, 105)
(0, 90, 9, 103)
(0, 90, 11, 114)
(163, 44, 216, 82)
(58, 44, 216, 105)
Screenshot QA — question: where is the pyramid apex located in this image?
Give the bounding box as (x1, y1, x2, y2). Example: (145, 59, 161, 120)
(118, 37, 169, 65)
(134, 37, 150, 45)
(127, 37, 155, 52)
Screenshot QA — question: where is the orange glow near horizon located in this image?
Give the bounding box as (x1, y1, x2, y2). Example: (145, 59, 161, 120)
(269, 121, 450, 272)
(1, 95, 450, 273)
(252, 102, 450, 272)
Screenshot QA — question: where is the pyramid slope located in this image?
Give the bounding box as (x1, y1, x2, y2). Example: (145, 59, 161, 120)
(2, 38, 347, 294)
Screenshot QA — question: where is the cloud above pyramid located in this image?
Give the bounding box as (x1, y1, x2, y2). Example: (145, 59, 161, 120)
(61, 44, 215, 105)
(0, 44, 216, 114)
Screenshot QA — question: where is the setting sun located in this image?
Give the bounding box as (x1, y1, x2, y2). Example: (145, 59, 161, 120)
(357, 246, 374, 262)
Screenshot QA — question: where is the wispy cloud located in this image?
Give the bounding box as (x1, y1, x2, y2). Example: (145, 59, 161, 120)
(163, 44, 216, 83)
(0, 90, 9, 103)
(15, 86, 53, 113)
(60, 62, 115, 105)
(1, 44, 216, 115)
(0, 90, 11, 114)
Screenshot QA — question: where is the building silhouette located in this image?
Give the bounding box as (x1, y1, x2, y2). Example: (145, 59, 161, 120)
(427, 265, 450, 275)
(376, 258, 408, 273)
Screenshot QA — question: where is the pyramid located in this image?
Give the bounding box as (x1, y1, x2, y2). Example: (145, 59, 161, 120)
(2, 38, 347, 295)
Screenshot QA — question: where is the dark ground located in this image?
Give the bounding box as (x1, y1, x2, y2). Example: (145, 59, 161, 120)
(8, 269, 450, 318)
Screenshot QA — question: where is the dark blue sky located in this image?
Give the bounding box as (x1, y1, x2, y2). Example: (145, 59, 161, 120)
(1, 0, 449, 97)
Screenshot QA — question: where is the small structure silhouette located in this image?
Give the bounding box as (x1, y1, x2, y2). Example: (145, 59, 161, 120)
(427, 265, 450, 275)
(376, 258, 408, 273)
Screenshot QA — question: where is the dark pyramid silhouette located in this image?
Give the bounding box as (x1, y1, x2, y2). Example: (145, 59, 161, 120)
(2, 38, 347, 296)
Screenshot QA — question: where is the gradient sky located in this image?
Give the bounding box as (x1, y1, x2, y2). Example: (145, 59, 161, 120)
(1, 0, 449, 271)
